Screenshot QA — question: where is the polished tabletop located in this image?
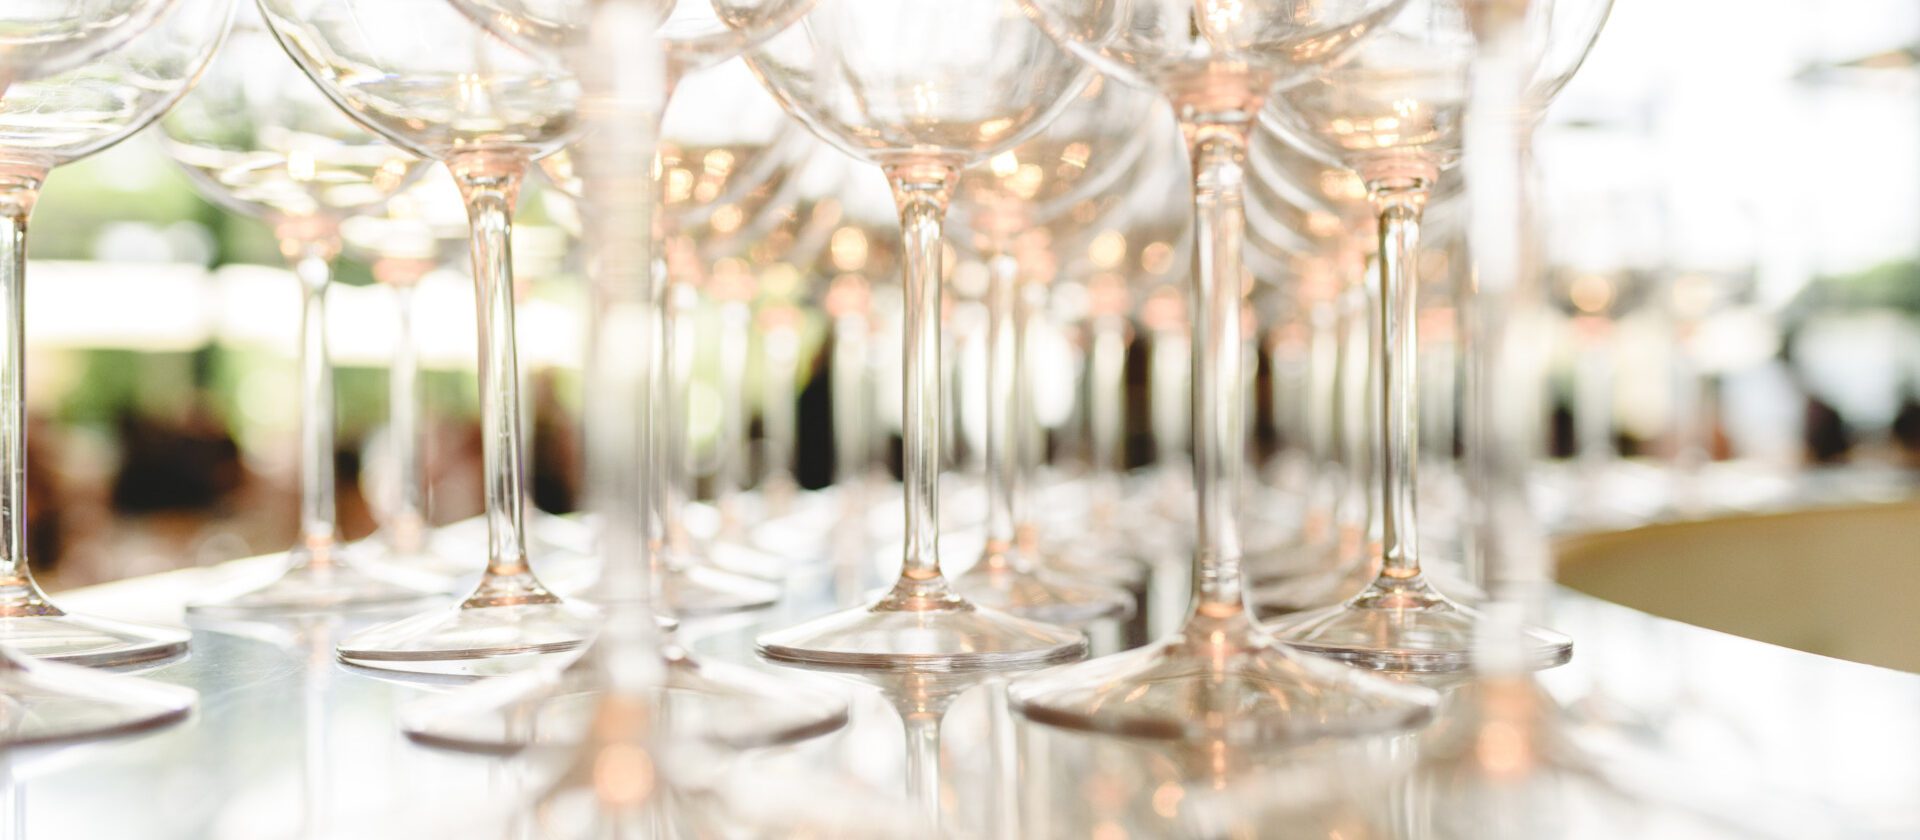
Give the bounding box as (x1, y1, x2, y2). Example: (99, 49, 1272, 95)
(11, 505, 1920, 840)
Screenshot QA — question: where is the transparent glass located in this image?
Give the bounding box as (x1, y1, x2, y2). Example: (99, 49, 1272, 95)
(747, 0, 1095, 672)
(1007, 0, 1436, 743)
(166, 5, 440, 616)
(949, 77, 1150, 627)
(258, 0, 596, 672)
(1262, 0, 1578, 673)
(393, 0, 847, 752)
(0, 0, 226, 747)
(0, 0, 233, 667)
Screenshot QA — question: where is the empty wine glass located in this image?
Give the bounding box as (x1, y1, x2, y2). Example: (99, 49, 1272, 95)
(1007, 0, 1436, 743)
(340, 169, 476, 583)
(257, 0, 595, 672)
(947, 76, 1149, 628)
(164, 4, 440, 616)
(1261, 0, 1590, 672)
(743, 0, 1100, 672)
(0, 0, 230, 745)
(393, 0, 849, 752)
(0, 0, 179, 90)
(0, 0, 234, 667)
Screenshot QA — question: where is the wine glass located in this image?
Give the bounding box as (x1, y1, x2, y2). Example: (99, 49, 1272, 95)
(0, 0, 230, 745)
(339, 169, 477, 583)
(947, 75, 1149, 628)
(1007, 0, 1437, 742)
(392, 0, 850, 752)
(256, 0, 596, 672)
(0, 0, 180, 91)
(0, 0, 236, 667)
(1260, 0, 1580, 673)
(163, 3, 441, 616)
(740, 0, 1101, 673)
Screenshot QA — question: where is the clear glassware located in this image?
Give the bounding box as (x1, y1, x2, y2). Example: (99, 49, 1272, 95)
(1260, 0, 1583, 673)
(339, 169, 476, 584)
(257, 0, 595, 673)
(0, 0, 177, 88)
(743, 0, 1099, 672)
(947, 76, 1150, 628)
(1007, 0, 1437, 743)
(163, 5, 441, 617)
(0, 0, 235, 667)
(394, 0, 849, 751)
(0, 0, 229, 746)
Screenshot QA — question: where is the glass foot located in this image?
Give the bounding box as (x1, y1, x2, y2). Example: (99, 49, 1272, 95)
(756, 586, 1086, 672)
(0, 647, 195, 748)
(336, 598, 597, 675)
(0, 610, 189, 668)
(1270, 575, 1573, 673)
(955, 546, 1133, 627)
(660, 560, 781, 617)
(401, 645, 848, 753)
(1009, 611, 1436, 745)
(187, 552, 436, 617)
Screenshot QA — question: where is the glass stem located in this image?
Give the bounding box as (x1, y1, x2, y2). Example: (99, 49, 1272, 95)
(387, 281, 426, 555)
(983, 253, 1018, 553)
(291, 237, 342, 567)
(901, 710, 944, 833)
(761, 315, 800, 515)
(1011, 273, 1039, 542)
(450, 155, 551, 603)
(664, 280, 696, 552)
(832, 306, 869, 487)
(0, 172, 41, 609)
(884, 164, 958, 600)
(1087, 313, 1127, 515)
(716, 298, 751, 518)
(1372, 183, 1429, 582)
(1183, 123, 1251, 616)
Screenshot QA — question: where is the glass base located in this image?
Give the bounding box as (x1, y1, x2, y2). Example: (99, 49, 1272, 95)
(756, 584, 1086, 672)
(1270, 574, 1573, 673)
(0, 610, 189, 668)
(186, 552, 436, 617)
(336, 597, 597, 675)
(0, 647, 195, 748)
(954, 546, 1133, 627)
(660, 559, 781, 618)
(400, 645, 848, 754)
(1009, 610, 1436, 745)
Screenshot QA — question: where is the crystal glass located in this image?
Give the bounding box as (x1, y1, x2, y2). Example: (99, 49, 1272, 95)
(1007, 0, 1437, 742)
(339, 169, 475, 583)
(947, 76, 1150, 627)
(0, 0, 234, 667)
(397, 0, 848, 751)
(0, 0, 178, 88)
(744, 0, 1099, 672)
(164, 5, 440, 616)
(0, 0, 228, 746)
(257, 0, 595, 672)
(1262, 0, 1588, 673)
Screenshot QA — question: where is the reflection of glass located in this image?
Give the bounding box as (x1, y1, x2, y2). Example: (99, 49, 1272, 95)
(0, 0, 227, 747)
(1009, 0, 1436, 743)
(165, 6, 439, 617)
(746, 0, 1095, 673)
(259, 0, 594, 673)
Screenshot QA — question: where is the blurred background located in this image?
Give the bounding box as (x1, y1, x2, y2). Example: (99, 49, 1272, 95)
(20, 0, 1920, 590)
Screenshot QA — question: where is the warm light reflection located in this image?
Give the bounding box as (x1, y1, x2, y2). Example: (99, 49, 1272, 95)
(1088, 230, 1126, 270)
(829, 226, 868, 271)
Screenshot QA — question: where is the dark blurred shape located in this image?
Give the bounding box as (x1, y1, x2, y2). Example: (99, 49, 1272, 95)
(1804, 396, 1852, 464)
(110, 401, 241, 514)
